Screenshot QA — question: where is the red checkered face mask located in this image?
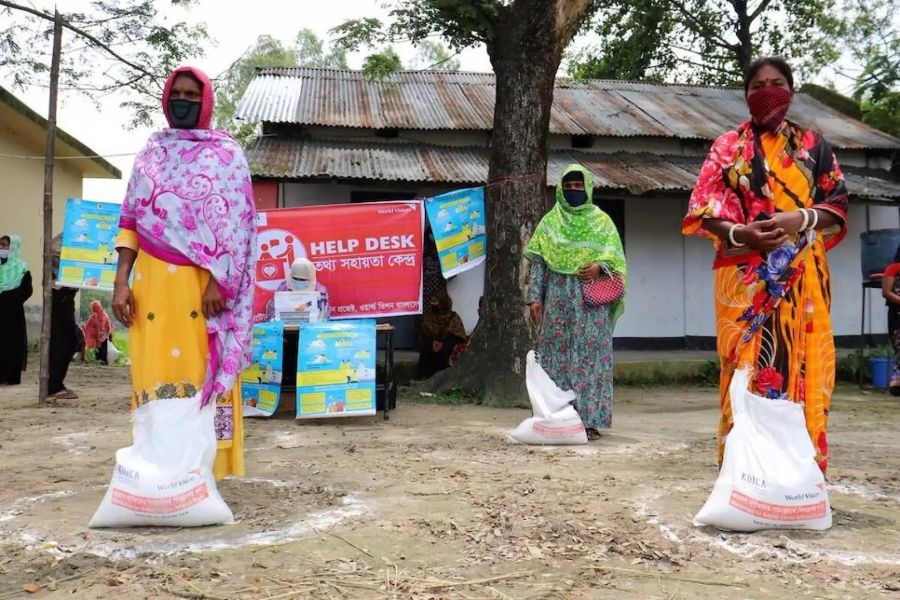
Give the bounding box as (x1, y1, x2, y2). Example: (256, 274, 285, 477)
(747, 86, 792, 131)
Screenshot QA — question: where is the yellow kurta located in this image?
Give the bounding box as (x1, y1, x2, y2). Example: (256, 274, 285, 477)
(116, 228, 244, 480)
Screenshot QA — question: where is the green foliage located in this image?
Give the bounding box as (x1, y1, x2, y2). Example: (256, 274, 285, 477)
(215, 29, 348, 144)
(330, 1, 500, 58)
(0, 0, 209, 127)
(567, 0, 677, 81)
(861, 92, 900, 136)
(362, 47, 404, 80)
(846, 0, 900, 135)
(799, 83, 861, 119)
(570, 0, 848, 84)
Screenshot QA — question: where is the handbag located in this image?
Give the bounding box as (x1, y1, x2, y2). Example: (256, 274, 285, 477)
(581, 269, 625, 308)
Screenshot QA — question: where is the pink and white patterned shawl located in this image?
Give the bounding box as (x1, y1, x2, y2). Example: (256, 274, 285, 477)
(119, 127, 257, 407)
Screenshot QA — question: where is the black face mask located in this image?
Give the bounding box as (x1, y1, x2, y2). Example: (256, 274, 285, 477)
(563, 189, 588, 207)
(167, 99, 201, 129)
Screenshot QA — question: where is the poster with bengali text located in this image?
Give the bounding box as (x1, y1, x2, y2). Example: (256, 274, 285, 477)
(253, 201, 424, 322)
(296, 320, 376, 419)
(57, 198, 121, 290)
(241, 321, 284, 417)
(425, 187, 486, 278)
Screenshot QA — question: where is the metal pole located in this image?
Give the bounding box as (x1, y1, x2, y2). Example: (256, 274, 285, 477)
(38, 9, 63, 405)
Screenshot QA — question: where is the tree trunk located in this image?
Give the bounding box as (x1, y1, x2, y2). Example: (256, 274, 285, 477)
(38, 10, 62, 405)
(732, 0, 754, 75)
(425, 0, 591, 406)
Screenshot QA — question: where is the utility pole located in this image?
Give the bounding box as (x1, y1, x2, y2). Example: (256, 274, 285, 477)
(39, 9, 63, 405)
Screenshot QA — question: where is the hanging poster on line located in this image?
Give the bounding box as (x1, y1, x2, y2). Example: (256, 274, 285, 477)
(253, 201, 424, 323)
(241, 321, 285, 417)
(57, 198, 122, 290)
(296, 319, 377, 419)
(425, 187, 486, 278)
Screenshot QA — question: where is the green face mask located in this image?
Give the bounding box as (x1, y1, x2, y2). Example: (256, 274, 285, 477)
(167, 99, 201, 128)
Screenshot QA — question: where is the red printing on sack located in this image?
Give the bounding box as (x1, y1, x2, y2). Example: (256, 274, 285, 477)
(531, 421, 586, 436)
(112, 483, 210, 515)
(728, 490, 827, 521)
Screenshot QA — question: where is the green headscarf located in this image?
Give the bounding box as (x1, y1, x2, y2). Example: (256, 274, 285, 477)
(0, 235, 28, 293)
(526, 164, 627, 320)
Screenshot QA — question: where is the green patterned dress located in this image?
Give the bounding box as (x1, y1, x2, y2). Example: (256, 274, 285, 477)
(526, 257, 615, 429)
(524, 163, 626, 430)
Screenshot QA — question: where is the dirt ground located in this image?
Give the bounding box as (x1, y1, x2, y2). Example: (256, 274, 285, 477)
(1, 362, 899, 600)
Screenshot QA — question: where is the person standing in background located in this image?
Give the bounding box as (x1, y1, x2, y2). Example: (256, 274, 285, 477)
(48, 234, 81, 400)
(84, 300, 114, 365)
(882, 244, 900, 396)
(526, 164, 627, 441)
(0, 235, 33, 385)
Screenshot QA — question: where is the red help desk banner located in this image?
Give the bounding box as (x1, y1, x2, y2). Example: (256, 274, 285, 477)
(253, 201, 425, 322)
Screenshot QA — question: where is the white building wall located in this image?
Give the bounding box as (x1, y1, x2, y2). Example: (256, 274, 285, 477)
(683, 234, 717, 338)
(829, 204, 900, 337)
(614, 197, 686, 338)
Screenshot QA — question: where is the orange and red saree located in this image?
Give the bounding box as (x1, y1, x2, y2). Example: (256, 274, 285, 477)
(683, 121, 848, 473)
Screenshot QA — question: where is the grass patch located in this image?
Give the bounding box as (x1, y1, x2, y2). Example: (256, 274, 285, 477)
(400, 386, 482, 406)
(613, 359, 721, 387)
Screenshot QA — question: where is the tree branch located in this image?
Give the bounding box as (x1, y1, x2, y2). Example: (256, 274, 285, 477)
(662, 0, 737, 50)
(749, 0, 775, 22)
(413, 49, 462, 72)
(0, 0, 163, 90)
(677, 56, 737, 76)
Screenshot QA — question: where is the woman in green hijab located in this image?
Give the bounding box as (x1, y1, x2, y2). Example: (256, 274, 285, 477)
(0, 235, 33, 385)
(525, 165, 627, 440)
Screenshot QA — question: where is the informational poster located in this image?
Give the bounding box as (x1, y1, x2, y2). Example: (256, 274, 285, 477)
(296, 320, 377, 419)
(57, 198, 122, 290)
(253, 201, 424, 323)
(425, 187, 487, 278)
(241, 321, 284, 417)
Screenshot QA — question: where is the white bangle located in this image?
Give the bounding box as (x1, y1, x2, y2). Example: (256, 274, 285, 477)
(798, 208, 810, 232)
(728, 223, 745, 247)
(808, 208, 819, 230)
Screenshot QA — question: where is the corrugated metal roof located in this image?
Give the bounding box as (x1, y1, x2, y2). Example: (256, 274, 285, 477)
(246, 138, 900, 201)
(236, 68, 900, 150)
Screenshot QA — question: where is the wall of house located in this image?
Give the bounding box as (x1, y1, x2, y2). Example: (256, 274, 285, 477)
(0, 130, 82, 309)
(829, 203, 899, 338)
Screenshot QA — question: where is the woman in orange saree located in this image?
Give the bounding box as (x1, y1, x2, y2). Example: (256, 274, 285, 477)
(682, 57, 848, 474)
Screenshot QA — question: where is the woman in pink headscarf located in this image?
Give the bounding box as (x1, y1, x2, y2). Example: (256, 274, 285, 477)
(111, 66, 256, 480)
(83, 300, 113, 364)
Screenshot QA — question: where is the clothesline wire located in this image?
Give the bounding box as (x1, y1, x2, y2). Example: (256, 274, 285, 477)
(0, 151, 139, 160)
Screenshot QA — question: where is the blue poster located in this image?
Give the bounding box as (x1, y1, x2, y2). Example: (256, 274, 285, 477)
(58, 198, 122, 290)
(296, 319, 377, 419)
(425, 187, 486, 277)
(241, 321, 284, 417)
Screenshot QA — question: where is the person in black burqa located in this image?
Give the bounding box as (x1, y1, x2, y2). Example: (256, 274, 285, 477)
(47, 234, 81, 400)
(0, 234, 32, 385)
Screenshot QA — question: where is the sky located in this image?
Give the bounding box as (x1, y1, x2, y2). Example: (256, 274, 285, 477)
(6, 0, 494, 201)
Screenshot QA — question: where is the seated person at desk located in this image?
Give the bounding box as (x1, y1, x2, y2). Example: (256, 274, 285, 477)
(265, 257, 329, 321)
(418, 290, 467, 379)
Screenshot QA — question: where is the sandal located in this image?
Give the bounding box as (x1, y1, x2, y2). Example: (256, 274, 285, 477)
(49, 388, 79, 400)
(586, 428, 602, 441)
